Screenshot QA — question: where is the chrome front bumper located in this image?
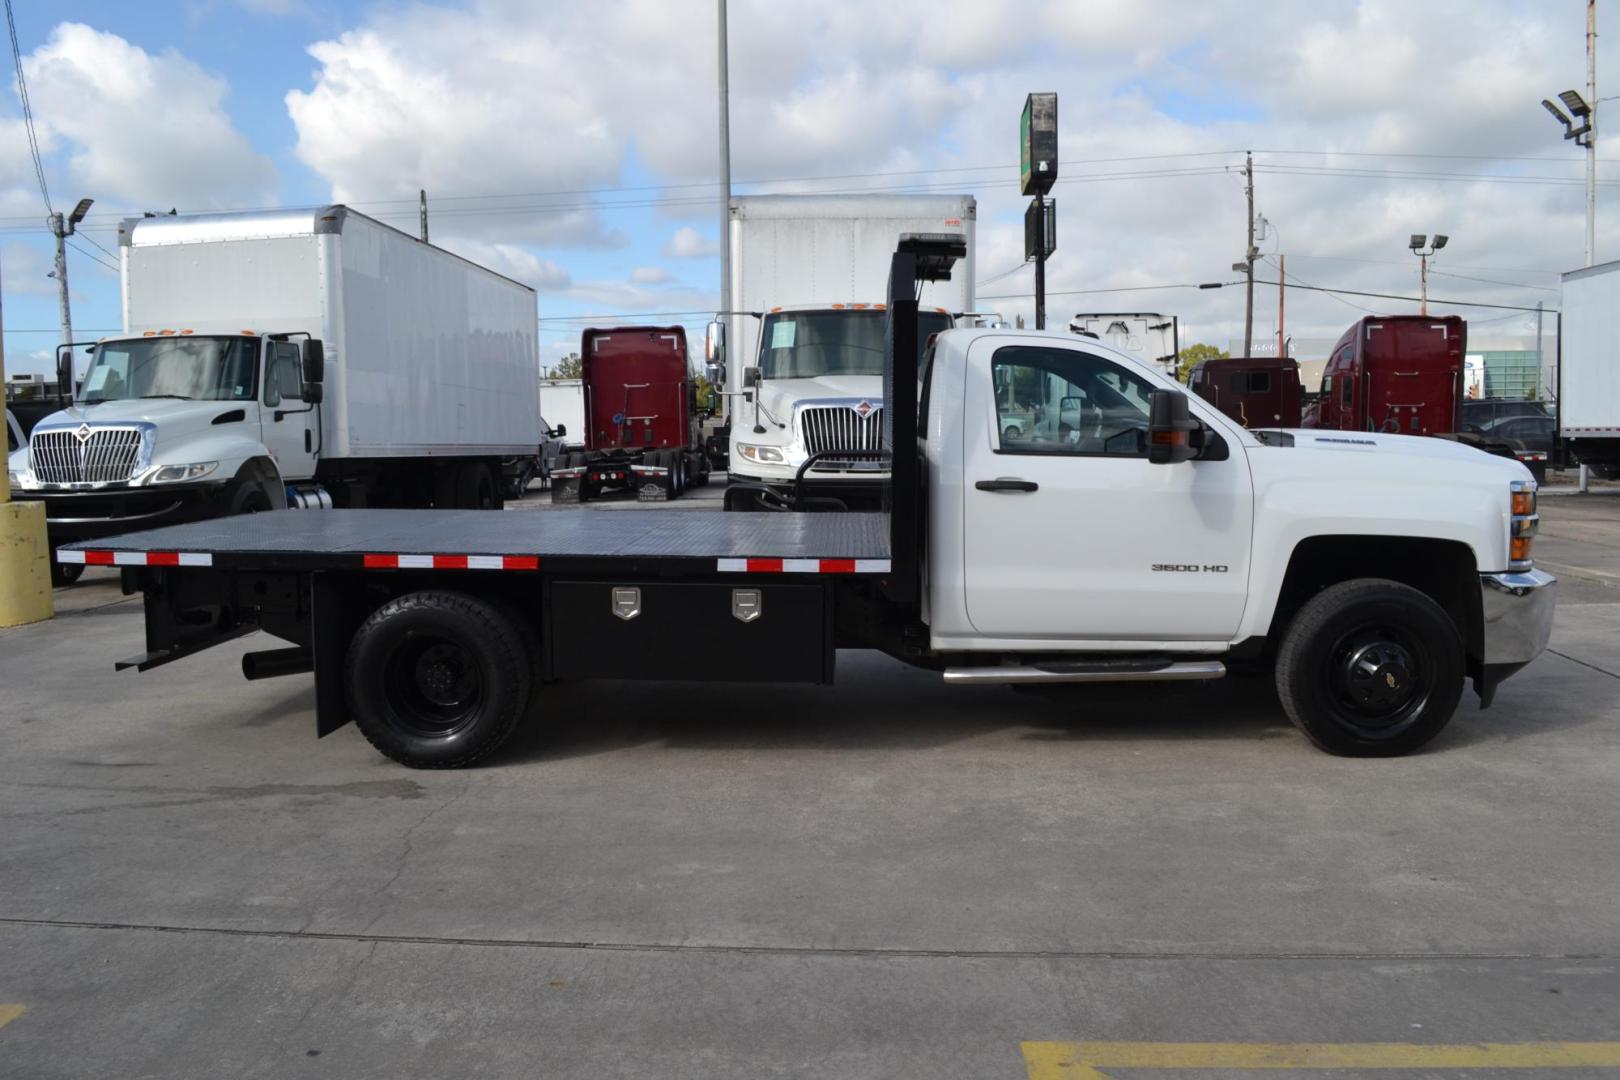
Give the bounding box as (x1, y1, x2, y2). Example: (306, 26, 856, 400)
(1480, 569, 1557, 665)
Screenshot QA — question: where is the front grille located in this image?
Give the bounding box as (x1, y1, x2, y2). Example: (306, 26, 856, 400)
(30, 427, 145, 484)
(799, 405, 886, 458)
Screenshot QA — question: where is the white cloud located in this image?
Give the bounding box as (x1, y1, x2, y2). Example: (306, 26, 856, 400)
(279, 0, 1597, 350)
(630, 265, 673, 284)
(435, 237, 572, 292)
(1, 243, 60, 296)
(663, 226, 718, 259)
(22, 23, 274, 208)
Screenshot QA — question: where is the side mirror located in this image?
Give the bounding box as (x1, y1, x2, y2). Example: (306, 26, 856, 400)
(552, 424, 567, 439)
(302, 381, 325, 405)
(705, 320, 726, 366)
(1148, 389, 1198, 464)
(303, 339, 326, 384)
(57, 348, 73, 405)
(743, 365, 761, 389)
(706, 361, 726, 386)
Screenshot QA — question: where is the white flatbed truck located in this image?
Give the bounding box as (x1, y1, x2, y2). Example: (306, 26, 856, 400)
(65, 237, 1555, 768)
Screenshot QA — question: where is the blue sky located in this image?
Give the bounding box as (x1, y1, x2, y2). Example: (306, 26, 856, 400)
(1, 1, 1606, 376)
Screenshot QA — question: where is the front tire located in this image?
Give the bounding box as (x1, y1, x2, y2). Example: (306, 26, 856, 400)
(1275, 578, 1464, 757)
(345, 590, 535, 768)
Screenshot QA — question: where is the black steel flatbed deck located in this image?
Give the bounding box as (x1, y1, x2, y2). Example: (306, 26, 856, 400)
(59, 508, 893, 576)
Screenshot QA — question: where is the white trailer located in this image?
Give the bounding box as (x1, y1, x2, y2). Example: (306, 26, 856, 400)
(713, 194, 974, 507)
(538, 379, 586, 447)
(8, 205, 539, 582)
(1559, 260, 1620, 477)
(1069, 313, 1180, 376)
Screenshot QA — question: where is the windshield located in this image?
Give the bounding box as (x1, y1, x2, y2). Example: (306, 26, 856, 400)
(758, 310, 952, 379)
(80, 336, 259, 404)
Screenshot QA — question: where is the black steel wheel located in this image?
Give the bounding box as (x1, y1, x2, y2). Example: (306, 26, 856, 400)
(345, 590, 535, 768)
(50, 560, 84, 587)
(1275, 578, 1464, 756)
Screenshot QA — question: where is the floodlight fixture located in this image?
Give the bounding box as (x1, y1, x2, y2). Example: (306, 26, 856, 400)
(1409, 234, 1426, 251)
(1543, 98, 1573, 127)
(1432, 234, 1449, 251)
(1559, 89, 1592, 118)
(68, 198, 94, 226)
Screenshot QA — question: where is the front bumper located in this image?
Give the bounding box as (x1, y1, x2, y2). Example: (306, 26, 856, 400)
(1480, 569, 1557, 665)
(13, 481, 232, 543)
(1472, 569, 1556, 706)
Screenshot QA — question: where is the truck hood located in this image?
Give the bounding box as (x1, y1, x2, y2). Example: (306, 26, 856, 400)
(755, 374, 885, 421)
(1255, 428, 1529, 478)
(33, 399, 253, 446)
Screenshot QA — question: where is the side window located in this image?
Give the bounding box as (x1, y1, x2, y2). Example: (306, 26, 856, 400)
(1247, 371, 1272, 394)
(263, 343, 302, 407)
(991, 345, 1155, 457)
(1320, 375, 1333, 398)
(1340, 374, 1353, 405)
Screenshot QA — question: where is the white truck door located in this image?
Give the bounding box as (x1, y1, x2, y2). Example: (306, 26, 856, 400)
(260, 340, 318, 483)
(961, 338, 1254, 641)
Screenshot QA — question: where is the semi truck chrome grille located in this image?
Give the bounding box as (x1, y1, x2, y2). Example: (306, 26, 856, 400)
(799, 405, 886, 458)
(30, 426, 146, 484)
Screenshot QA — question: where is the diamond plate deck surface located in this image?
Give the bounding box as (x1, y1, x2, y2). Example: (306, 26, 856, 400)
(61, 509, 892, 561)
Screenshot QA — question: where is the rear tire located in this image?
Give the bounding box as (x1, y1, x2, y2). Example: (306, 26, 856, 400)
(51, 560, 84, 587)
(1274, 578, 1464, 757)
(345, 590, 534, 768)
(455, 462, 499, 510)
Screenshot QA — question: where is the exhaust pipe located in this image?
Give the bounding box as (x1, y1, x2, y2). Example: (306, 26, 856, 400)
(241, 647, 314, 681)
(943, 660, 1226, 685)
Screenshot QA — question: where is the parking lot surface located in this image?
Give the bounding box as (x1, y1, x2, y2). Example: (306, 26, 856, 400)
(2, 489, 1618, 1078)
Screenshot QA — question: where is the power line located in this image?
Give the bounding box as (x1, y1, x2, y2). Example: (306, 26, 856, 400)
(1426, 268, 1559, 292)
(75, 230, 119, 263)
(1246, 278, 1555, 313)
(1262, 255, 1380, 315)
(978, 282, 1215, 301)
(65, 239, 118, 274)
(4, 0, 50, 214)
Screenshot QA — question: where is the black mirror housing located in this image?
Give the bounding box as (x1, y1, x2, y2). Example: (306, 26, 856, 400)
(1148, 389, 1198, 464)
(552, 423, 567, 439)
(302, 382, 325, 405)
(303, 339, 326, 384)
(743, 365, 761, 389)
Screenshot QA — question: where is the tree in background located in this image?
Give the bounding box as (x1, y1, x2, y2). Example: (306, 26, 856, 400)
(547, 352, 582, 379)
(1177, 343, 1228, 383)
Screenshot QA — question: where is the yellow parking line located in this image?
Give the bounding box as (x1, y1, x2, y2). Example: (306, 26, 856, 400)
(1022, 1041, 1620, 1078)
(0, 1004, 25, 1030)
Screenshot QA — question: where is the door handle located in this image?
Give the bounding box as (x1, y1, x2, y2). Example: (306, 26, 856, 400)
(975, 478, 1039, 492)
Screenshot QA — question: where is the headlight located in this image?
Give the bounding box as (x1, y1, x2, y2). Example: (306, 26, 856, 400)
(738, 443, 785, 464)
(6, 467, 35, 491)
(1509, 479, 1537, 571)
(148, 461, 219, 484)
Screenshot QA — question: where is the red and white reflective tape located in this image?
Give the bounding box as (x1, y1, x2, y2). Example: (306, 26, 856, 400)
(361, 553, 539, 571)
(57, 549, 212, 567)
(716, 557, 890, 574)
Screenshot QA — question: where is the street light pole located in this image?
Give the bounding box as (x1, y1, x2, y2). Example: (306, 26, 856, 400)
(49, 197, 94, 350)
(1409, 234, 1448, 317)
(1243, 151, 1255, 356)
(717, 0, 733, 345)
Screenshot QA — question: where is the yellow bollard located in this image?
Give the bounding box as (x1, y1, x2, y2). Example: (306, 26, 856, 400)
(0, 497, 53, 627)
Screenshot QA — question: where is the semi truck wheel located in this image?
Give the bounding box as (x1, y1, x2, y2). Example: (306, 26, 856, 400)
(1274, 578, 1464, 757)
(345, 590, 534, 768)
(455, 463, 499, 509)
(50, 560, 84, 587)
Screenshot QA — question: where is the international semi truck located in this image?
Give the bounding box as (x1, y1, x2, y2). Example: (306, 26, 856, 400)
(6, 206, 541, 584)
(1558, 260, 1620, 477)
(709, 194, 974, 509)
(64, 236, 1553, 769)
(550, 326, 711, 502)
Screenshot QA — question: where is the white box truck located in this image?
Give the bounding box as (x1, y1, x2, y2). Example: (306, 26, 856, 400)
(709, 194, 974, 508)
(1558, 260, 1620, 477)
(7, 206, 539, 584)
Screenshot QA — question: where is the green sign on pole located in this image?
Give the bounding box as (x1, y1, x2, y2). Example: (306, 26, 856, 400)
(1020, 92, 1058, 196)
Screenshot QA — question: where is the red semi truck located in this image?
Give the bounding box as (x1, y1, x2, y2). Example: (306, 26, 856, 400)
(1303, 316, 1465, 435)
(1187, 356, 1304, 428)
(551, 326, 711, 502)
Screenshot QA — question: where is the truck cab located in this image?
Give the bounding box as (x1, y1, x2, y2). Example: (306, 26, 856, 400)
(1303, 316, 1464, 435)
(720, 303, 952, 506)
(1188, 356, 1304, 428)
(7, 331, 325, 581)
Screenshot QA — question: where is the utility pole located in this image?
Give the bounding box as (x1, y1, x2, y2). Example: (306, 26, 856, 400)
(419, 189, 429, 242)
(1588, 0, 1598, 266)
(1276, 253, 1285, 357)
(48, 198, 94, 350)
(1243, 151, 1256, 356)
(717, 0, 733, 347)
